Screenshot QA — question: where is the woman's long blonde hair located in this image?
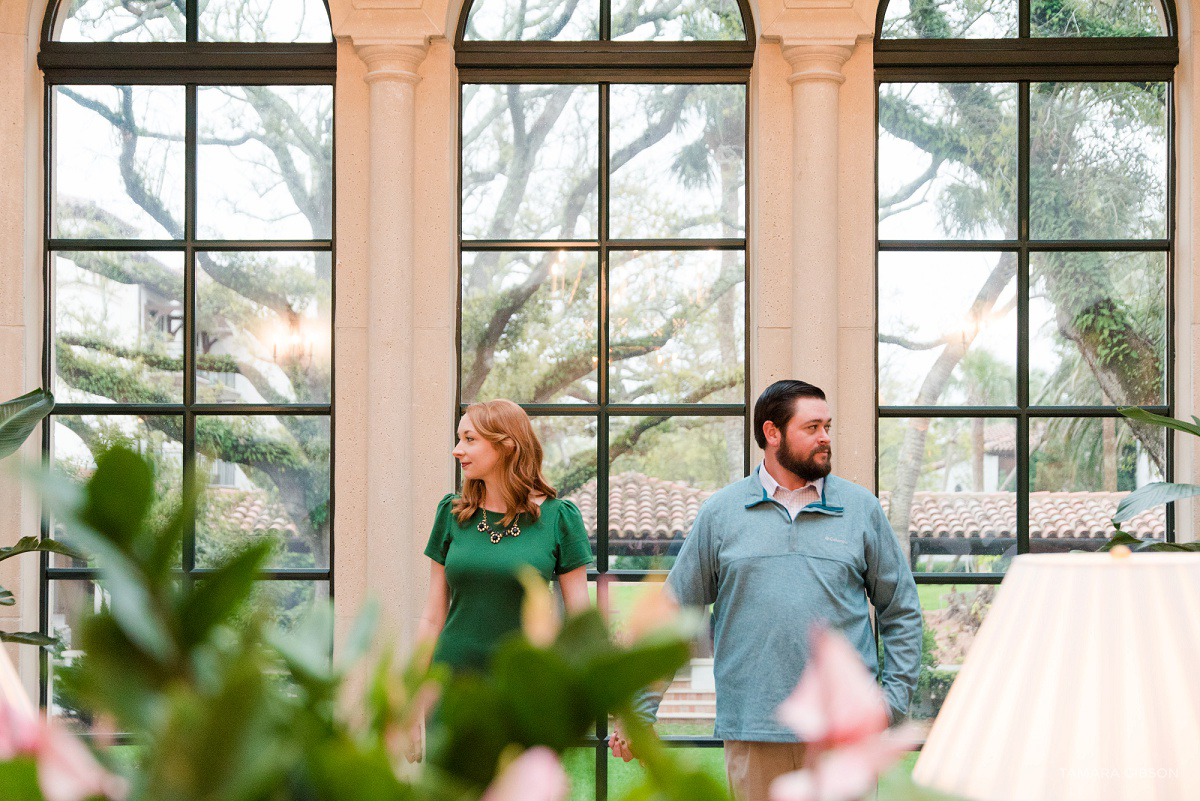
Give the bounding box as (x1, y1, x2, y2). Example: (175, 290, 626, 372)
(453, 399, 557, 526)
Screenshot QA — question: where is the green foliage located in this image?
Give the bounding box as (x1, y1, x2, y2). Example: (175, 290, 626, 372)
(0, 388, 74, 647)
(1104, 407, 1200, 546)
(431, 610, 692, 789)
(0, 758, 44, 801)
(0, 389, 54, 460)
(26, 445, 724, 801)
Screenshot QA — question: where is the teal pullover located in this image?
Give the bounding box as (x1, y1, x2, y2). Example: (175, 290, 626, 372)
(664, 468, 923, 741)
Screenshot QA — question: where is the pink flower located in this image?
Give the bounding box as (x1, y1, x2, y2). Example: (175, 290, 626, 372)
(0, 696, 39, 759)
(769, 727, 918, 801)
(481, 746, 569, 801)
(769, 626, 919, 801)
(0, 697, 128, 801)
(776, 626, 889, 749)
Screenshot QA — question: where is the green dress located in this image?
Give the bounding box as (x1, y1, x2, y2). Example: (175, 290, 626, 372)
(424, 493, 593, 673)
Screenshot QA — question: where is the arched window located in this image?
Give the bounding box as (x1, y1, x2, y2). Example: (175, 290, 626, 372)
(875, 0, 1176, 722)
(39, 0, 334, 709)
(456, 0, 752, 790)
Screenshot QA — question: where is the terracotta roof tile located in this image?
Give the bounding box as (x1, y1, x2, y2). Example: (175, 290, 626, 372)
(213, 488, 299, 537)
(565, 473, 1165, 541)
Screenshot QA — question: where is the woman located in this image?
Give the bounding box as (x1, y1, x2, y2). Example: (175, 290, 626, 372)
(417, 398, 592, 676)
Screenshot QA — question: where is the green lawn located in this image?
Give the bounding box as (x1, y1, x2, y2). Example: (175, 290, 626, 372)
(565, 746, 941, 800)
(917, 583, 955, 612)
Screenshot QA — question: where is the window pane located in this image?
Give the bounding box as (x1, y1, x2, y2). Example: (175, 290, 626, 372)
(1030, 82, 1167, 241)
(879, 417, 1018, 574)
(880, 0, 1017, 38)
(609, 250, 744, 404)
(53, 251, 185, 404)
(461, 251, 598, 404)
(609, 84, 745, 240)
(604, 415, 741, 570)
(878, 83, 1017, 241)
(605, 580, 721, 740)
(200, 0, 333, 42)
(461, 85, 598, 241)
(50, 415, 184, 567)
(463, 0, 600, 40)
(534, 415, 598, 545)
(612, 0, 746, 41)
(1028, 417, 1165, 551)
(246, 580, 328, 630)
(195, 415, 329, 569)
(55, 0, 185, 42)
(909, 585, 995, 722)
(53, 86, 185, 240)
(47, 579, 104, 728)
(561, 748, 599, 801)
(1030, 251, 1166, 406)
(878, 251, 1017, 407)
(196, 251, 331, 404)
(197, 85, 333, 240)
(1031, 0, 1167, 36)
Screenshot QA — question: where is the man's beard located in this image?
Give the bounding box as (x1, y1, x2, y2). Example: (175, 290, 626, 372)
(778, 436, 832, 482)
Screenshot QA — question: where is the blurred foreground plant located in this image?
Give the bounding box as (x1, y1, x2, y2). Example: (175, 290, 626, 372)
(1, 445, 732, 801)
(0, 389, 85, 648)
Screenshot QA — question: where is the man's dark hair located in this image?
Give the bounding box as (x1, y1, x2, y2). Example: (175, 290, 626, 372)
(753, 380, 826, 449)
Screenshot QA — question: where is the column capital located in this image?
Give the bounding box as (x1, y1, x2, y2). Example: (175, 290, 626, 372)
(780, 40, 856, 84)
(355, 40, 430, 84)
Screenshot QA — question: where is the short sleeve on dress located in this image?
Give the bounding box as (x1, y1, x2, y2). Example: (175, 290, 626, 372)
(423, 493, 460, 565)
(554, 498, 593, 574)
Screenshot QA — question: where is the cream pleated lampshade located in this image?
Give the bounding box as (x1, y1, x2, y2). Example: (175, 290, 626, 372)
(913, 552, 1200, 801)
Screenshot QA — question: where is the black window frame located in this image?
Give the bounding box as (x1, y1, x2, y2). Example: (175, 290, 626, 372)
(37, 0, 337, 708)
(455, 2, 756, 796)
(874, 1, 1180, 588)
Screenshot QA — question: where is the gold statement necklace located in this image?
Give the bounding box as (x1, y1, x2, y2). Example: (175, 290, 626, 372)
(478, 510, 521, 544)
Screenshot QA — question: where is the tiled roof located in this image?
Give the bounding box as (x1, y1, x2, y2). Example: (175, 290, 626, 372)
(564, 473, 1165, 541)
(215, 489, 299, 536)
(568, 472, 713, 543)
(879, 491, 1164, 540)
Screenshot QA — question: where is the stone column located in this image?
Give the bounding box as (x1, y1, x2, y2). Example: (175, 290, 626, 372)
(356, 41, 428, 641)
(782, 41, 853, 413)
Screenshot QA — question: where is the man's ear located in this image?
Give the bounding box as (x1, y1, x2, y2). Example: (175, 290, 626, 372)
(762, 420, 781, 448)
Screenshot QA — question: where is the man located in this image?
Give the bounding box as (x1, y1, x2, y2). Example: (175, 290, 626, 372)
(611, 380, 922, 801)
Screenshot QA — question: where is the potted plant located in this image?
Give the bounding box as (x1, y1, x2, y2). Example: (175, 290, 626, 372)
(1107, 406, 1200, 551)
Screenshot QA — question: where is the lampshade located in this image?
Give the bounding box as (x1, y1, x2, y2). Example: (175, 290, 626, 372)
(913, 552, 1200, 801)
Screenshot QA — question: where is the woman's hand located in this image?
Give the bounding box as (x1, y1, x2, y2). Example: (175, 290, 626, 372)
(608, 720, 643, 763)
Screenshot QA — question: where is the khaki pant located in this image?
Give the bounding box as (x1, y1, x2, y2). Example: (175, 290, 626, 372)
(723, 740, 808, 801)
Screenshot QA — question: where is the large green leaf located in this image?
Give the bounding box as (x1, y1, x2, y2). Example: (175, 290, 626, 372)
(179, 541, 273, 650)
(0, 388, 54, 461)
(491, 643, 584, 749)
(1098, 531, 1145, 551)
(1117, 406, 1200, 438)
(0, 535, 85, 564)
(59, 519, 175, 663)
(1112, 481, 1200, 523)
(581, 639, 691, 713)
(1140, 541, 1200, 552)
(79, 447, 156, 551)
(0, 757, 45, 801)
(0, 630, 55, 646)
